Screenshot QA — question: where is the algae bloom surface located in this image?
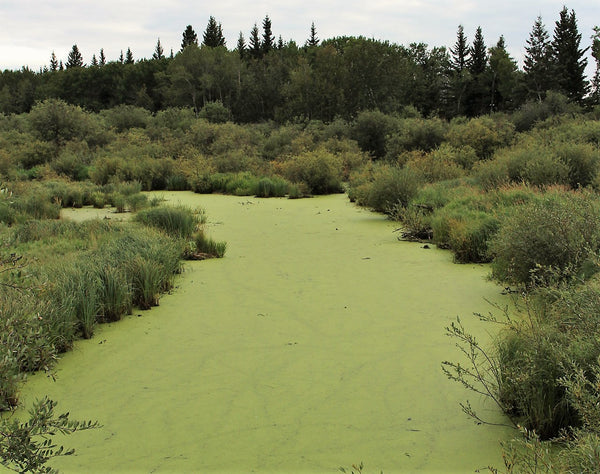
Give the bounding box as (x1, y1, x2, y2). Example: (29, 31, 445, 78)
(17, 193, 512, 473)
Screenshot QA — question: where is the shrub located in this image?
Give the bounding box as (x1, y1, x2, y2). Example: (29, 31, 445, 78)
(365, 165, 423, 213)
(101, 105, 151, 132)
(278, 149, 344, 194)
(445, 116, 515, 159)
(490, 192, 600, 285)
(351, 109, 398, 159)
(385, 117, 448, 157)
(198, 100, 231, 124)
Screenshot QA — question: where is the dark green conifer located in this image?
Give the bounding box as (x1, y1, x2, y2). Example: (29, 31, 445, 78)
(450, 25, 470, 71)
(469, 26, 487, 75)
(153, 38, 164, 60)
(262, 15, 274, 54)
(99, 48, 106, 66)
(125, 48, 134, 64)
(307, 22, 319, 47)
(249, 23, 262, 59)
(181, 25, 198, 51)
(203, 16, 226, 47)
(237, 32, 247, 59)
(49, 51, 58, 72)
(65, 44, 84, 68)
(551, 7, 589, 103)
(523, 16, 553, 101)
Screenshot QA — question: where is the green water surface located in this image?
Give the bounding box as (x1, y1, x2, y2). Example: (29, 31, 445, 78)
(17, 193, 513, 473)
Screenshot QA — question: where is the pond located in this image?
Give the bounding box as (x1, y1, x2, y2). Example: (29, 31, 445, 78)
(18, 192, 513, 473)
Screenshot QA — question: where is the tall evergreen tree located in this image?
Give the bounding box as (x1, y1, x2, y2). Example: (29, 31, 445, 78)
(59, 60, 64, 71)
(119, 50, 124, 64)
(91, 54, 98, 67)
(153, 38, 164, 60)
(489, 36, 519, 112)
(450, 25, 470, 71)
(49, 51, 58, 72)
(249, 23, 262, 59)
(307, 22, 319, 47)
(181, 25, 198, 51)
(591, 26, 600, 105)
(125, 48, 134, 64)
(551, 7, 589, 103)
(66, 44, 84, 68)
(237, 32, 247, 59)
(262, 15, 275, 54)
(523, 16, 553, 101)
(99, 48, 106, 66)
(277, 35, 284, 49)
(203, 16, 226, 47)
(469, 27, 487, 75)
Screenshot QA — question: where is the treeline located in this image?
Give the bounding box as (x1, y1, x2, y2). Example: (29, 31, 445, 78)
(1, 7, 599, 121)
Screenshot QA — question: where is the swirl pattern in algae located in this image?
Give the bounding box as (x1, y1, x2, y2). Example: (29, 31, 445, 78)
(17, 192, 513, 473)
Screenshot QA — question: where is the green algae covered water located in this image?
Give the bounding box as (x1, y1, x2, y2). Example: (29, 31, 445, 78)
(16, 193, 513, 473)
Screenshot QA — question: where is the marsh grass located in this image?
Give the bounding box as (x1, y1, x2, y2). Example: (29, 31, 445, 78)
(128, 256, 163, 310)
(133, 205, 200, 239)
(97, 265, 131, 322)
(192, 230, 227, 258)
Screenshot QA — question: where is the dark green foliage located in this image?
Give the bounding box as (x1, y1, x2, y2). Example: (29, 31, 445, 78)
(523, 16, 554, 101)
(65, 44, 84, 69)
(450, 25, 470, 72)
(351, 110, 398, 159)
(203, 16, 226, 48)
(262, 16, 275, 54)
(181, 25, 198, 51)
(551, 7, 589, 103)
(363, 165, 423, 213)
(198, 101, 231, 123)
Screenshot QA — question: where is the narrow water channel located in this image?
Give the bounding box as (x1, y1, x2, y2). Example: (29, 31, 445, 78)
(18, 192, 513, 473)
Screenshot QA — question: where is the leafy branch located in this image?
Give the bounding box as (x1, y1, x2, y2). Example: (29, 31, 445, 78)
(0, 397, 100, 474)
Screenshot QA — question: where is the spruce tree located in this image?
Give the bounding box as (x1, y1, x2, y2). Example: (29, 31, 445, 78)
(262, 15, 274, 54)
(119, 50, 124, 64)
(489, 36, 519, 112)
(591, 26, 600, 105)
(49, 51, 58, 72)
(99, 48, 106, 66)
(523, 16, 553, 101)
(125, 48, 134, 64)
(203, 16, 226, 47)
(469, 27, 487, 75)
(249, 23, 262, 59)
(307, 22, 319, 47)
(153, 38, 164, 60)
(450, 25, 470, 71)
(91, 54, 98, 67)
(65, 44, 84, 68)
(551, 7, 589, 103)
(59, 60, 64, 71)
(277, 35, 284, 49)
(181, 25, 198, 51)
(237, 32, 246, 59)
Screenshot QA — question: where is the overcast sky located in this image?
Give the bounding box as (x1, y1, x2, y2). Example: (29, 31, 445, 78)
(0, 1, 597, 77)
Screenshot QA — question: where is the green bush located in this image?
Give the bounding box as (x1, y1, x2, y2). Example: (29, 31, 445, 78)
(351, 109, 398, 159)
(490, 192, 600, 285)
(365, 165, 423, 213)
(254, 177, 290, 197)
(198, 100, 231, 124)
(101, 105, 151, 132)
(445, 116, 515, 159)
(279, 149, 344, 194)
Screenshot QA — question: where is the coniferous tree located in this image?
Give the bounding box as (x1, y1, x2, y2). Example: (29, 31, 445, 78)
(551, 7, 589, 103)
(237, 32, 247, 59)
(523, 16, 553, 101)
(170, 49, 174, 59)
(153, 38, 164, 60)
(49, 51, 58, 72)
(91, 54, 98, 67)
(591, 26, 600, 105)
(119, 50, 124, 64)
(469, 27, 487, 75)
(277, 35, 284, 49)
(99, 48, 106, 66)
(262, 15, 275, 54)
(450, 25, 470, 72)
(307, 22, 319, 47)
(65, 44, 84, 68)
(203, 16, 226, 47)
(489, 36, 519, 112)
(181, 25, 198, 51)
(249, 23, 262, 59)
(125, 48, 134, 64)
(59, 60, 64, 71)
